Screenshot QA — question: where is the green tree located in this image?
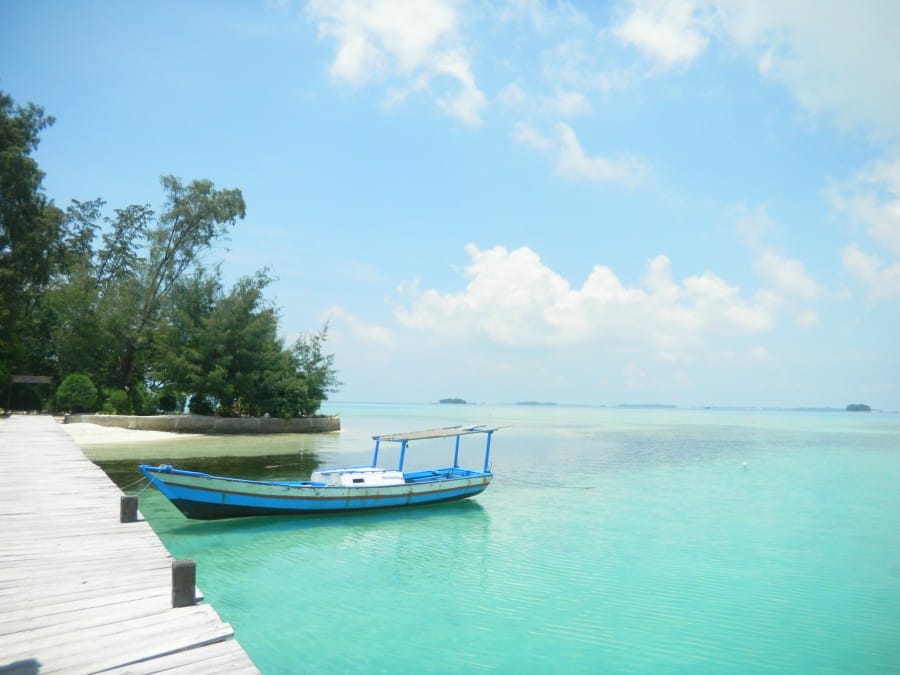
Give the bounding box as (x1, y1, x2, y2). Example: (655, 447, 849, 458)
(1, 90, 341, 417)
(292, 324, 342, 416)
(56, 374, 98, 413)
(157, 270, 309, 417)
(0, 91, 63, 387)
(45, 176, 245, 406)
(118, 176, 246, 398)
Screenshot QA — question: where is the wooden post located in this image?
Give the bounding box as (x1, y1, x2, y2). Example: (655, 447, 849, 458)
(172, 559, 197, 607)
(120, 495, 138, 523)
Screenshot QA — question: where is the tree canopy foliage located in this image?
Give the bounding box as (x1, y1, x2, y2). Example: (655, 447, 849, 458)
(1, 90, 340, 415)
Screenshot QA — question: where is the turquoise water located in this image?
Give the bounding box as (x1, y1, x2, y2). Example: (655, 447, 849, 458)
(117, 404, 900, 673)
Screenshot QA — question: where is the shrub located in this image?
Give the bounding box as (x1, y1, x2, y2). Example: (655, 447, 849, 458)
(106, 389, 131, 415)
(140, 391, 159, 415)
(56, 374, 98, 413)
(188, 395, 215, 415)
(158, 390, 179, 413)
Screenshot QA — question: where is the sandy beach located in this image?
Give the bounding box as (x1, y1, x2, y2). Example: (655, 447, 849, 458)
(59, 420, 200, 446)
(53, 417, 337, 462)
(1, 415, 339, 462)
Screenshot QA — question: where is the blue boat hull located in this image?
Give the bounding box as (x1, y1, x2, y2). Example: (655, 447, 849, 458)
(139, 465, 492, 520)
(167, 487, 488, 519)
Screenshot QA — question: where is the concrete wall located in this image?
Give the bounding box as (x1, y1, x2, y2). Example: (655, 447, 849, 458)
(65, 413, 340, 434)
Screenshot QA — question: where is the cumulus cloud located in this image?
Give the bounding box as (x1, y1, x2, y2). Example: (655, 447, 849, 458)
(395, 244, 773, 360)
(308, 0, 486, 126)
(720, 1, 900, 143)
(514, 122, 647, 185)
(753, 250, 822, 301)
(615, 0, 712, 68)
(829, 159, 900, 298)
(614, 0, 900, 142)
(736, 204, 823, 302)
(842, 244, 900, 299)
(829, 159, 900, 257)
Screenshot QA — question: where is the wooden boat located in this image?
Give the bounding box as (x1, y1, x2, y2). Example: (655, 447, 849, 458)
(139, 425, 499, 520)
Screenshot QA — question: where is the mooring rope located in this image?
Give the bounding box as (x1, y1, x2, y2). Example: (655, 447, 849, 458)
(133, 478, 153, 496)
(119, 475, 146, 491)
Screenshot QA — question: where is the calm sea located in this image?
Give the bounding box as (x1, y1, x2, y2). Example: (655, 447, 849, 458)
(100, 403, 900, 674)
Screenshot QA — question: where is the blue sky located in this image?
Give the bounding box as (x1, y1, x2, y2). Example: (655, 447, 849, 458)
(2, 1, 899, 408)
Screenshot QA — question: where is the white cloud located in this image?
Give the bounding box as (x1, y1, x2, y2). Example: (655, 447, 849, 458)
(556, 124, 646, 185)
(498, 83, 590, 118)
(556, 123, 644, 185)
(842, 244, 900, 299)
(432, 49, 486, 127)
(736, 204, 823, 303)
(395, 244, 773, 360)
(495, 0, 590, 34)
(749, 345, 770, 361)
(795, 309, 819, 329)
(540, 89, 591, 117)
(718, 1, 900, 143)
(515, 122, 646, 185)
(540, 39, 636, 93)
(323, 305, 395, 347)
(615, 0, 712, 69)
(615, 0, 900, 142)
(512, 121, 554, 151)
(753, 250, 822, 301)
(308, 1, 900, 141)
(308, 0, 486, 126)
(829, 159, 900, 299)
(497, 82, 527, 107)
(829, 159, 900, 257)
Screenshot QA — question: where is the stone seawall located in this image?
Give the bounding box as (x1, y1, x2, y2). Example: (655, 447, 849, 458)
(65, 413, 340, 434)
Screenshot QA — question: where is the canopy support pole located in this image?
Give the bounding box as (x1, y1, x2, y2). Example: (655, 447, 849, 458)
(483, 431, 494, 473)
(398, 440, 408, 472)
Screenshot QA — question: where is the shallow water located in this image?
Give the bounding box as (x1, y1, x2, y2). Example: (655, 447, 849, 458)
(100, 404, 900, 674)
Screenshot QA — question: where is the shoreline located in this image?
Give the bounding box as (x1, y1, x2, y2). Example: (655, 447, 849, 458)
(64, 412, 340, 434)
(57, 419, 340, 462)
(61, 420, 202, 446)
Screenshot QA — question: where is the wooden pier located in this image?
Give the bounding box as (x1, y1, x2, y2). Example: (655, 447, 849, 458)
(0, 415, 259, 674)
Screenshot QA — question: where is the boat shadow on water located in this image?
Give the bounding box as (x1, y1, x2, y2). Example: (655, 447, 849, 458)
(162, 497, 490, 537)
(98, 452, 323, 488)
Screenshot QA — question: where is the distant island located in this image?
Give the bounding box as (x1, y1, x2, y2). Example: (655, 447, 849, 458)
(618, 403, 676, 409)
(516, 401, 557, 406)
(846, 403, 872, 412)
(439, 398, 467, 404)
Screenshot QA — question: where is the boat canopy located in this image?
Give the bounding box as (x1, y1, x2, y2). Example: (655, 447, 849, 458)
(373, 425, 499, 443)
(371, 425, 501, 473)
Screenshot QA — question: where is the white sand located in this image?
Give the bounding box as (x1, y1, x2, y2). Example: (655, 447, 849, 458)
(57, 419, 325, 461)
(60, 421, 200, 446)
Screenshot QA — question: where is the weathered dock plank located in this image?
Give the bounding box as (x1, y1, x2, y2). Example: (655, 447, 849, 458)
(0, 415, 259, 674)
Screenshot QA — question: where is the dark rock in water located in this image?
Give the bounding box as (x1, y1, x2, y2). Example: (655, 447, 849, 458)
(846, 403, 872, 412)
(439, 398, 467, 404)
